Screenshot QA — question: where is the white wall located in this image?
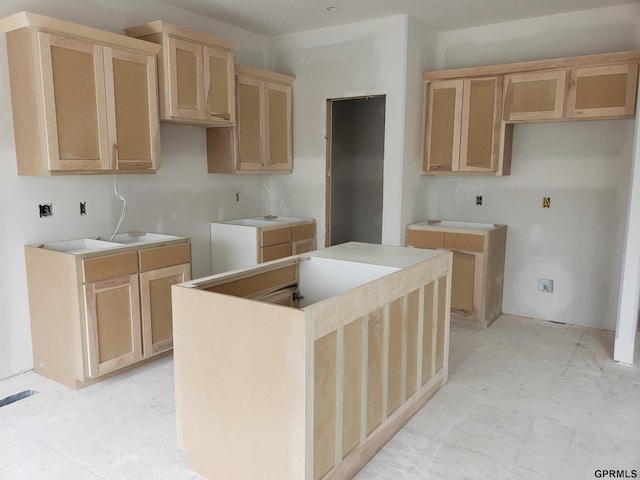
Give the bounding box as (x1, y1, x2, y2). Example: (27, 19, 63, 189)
(0, 0, 271, 379)
(426, 4, 640, 330)
(267, 15, 410, 247)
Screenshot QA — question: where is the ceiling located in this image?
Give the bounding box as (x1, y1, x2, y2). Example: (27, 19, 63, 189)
(157, 0, 639, 36)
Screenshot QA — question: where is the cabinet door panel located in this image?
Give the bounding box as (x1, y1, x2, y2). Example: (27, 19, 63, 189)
(423, 80, 463, 172)
(504, 70, 566, 121)
(85, 274, 142, 377)
(460, 77, 500, 172)
(203, 46, 235, 124)
(451, 252, 475, 313)
(566, 64, 638, 118)
(39, 32, 108, 171)
(105, 47, 159, 170)
(140, 263, 191, 356)
(167, 37, 203, 119)
(237, 75, 264, 170)
(266, 81, 292, 170)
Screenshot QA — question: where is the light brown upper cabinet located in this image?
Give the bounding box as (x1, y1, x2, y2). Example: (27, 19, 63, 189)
(207, 65, 295, 173)
(0, 12, 160, 175)
(124, 21, 237, 127)
(566, 63, 638, 119)
(504, 70, 567, 121)
(423, 77, 506, 175)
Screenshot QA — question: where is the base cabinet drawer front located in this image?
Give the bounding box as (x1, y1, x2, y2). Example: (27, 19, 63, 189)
(262, 226, 292, 247)
(261, 242, 292, 262)
(406, 229, 444, 249)
(443, 232, 484, 252)
(140, 263, 191, 356)
(292, 222, 316, 241)
(83, 252, 138, 283)
(504, 70, 567, 121)
(566, 63, 638, 119)
(85, 274, 142, 378)
(139, 242, 191, 272)
(293, 238, 316, 255)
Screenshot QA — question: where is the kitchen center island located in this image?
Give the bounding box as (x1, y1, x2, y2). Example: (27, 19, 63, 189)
(171, 242, 452, 480)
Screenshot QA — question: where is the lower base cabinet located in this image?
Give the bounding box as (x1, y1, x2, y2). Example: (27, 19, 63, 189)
(25, 237, 191, 389)
(407, 220, 506, 327)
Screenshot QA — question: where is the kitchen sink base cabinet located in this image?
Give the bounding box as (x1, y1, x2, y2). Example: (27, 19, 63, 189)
(172, 243, 451, 480)
(24, 236, 190, 389)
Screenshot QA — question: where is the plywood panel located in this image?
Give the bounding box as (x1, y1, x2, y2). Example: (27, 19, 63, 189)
(207, 51, 230, 116)
(238, 78, 262, 165)
(367, 308, 384, 435)
(83, 252, 138, 283)
(405, 289, 420, 398)
(175, 43, 199, 111)
(463, 80, 495, 169)
(268, 86, 289, 166)
(436, 276, 447, 372)
(262, 226, 292, 247)
(406, 229, 444, 249)
(261, 242, 292, 262)
(342, 317, 363, 458)
(314, 331, 337, 480)
(205, 264, 297, 299)
(504, 70, 566, 121)
(421, 283, 434, 386)
(293, 222, 316, 241)
(96, 285, 133, 362)
(426, 83, 461, 171)
(387, 297, 404, 416)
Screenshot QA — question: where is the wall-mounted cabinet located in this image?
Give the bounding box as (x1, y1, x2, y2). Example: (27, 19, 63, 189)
(0, 12, 160, 175)
(423, 77, 510, 176)
(207, 65, 295, 173)
(406, 220, 507, 328)
(503, 70, 567, 121)
(124, 20, 237, 127)
(24, 235, 191, 389)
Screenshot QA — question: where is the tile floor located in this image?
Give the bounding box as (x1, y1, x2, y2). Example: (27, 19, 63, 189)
(1, 315, 638, 480)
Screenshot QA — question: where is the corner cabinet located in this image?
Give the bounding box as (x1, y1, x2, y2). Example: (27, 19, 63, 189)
(423, 77, 509, 176)
(207, 65, 295, 173)
(0, 12, 160, 175)
(124, 21, 237, 127)
(406, 221, 507, 328)
(24, 236, 191, 389)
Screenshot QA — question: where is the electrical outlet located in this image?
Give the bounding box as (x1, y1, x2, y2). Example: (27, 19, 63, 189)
(476, 195, 483, 206)
(80, 202, 87, 216)
(543, 197, 551, 208)
(39, 203, 53, 218)
(538, 278, 554, 293)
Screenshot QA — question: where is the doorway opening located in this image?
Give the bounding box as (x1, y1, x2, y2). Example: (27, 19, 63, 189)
(326, 95, 385, 246)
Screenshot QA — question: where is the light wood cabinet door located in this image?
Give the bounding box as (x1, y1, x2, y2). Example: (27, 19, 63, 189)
(139, 263, 191, 356)
(566, 63, 638, 119)
(38, 32, 109, 172)
(423, 79, 463, 172)
(504, 70, 567, 122)
(84, 274, 142, 378)
(167, 37, 203, 121)
(203, 46, 235, 124)
(450, 251, 476, 314)
(237, 75, 264, 171)
(265, 81, 293, 171)
(459, 77, 501, 172)
(104, 47, 159, 171)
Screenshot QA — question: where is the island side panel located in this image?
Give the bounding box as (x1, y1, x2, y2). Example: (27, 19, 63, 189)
(171, 285, 309, 480)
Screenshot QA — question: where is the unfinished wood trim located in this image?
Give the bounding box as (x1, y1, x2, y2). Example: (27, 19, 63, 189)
(311, 254, 451, 340)
(334, 327, 345, 467)
(0, 11, 161, 54)
(83, 251, 138, 283)
(124, 20, 238, 51)
(236, 63, 296, 85)
(360, 313, 369, 444)
(366, 308, 384, 435)
(423, 50, 640, 80)
(139, 242, 191, 272)
(325, 99, 333, 246)
(405, 289, 420, 399)
(342, 317, 363, 458)
(566, 63, 638, 119)
(387, 297, 404, 416)
(84, 273, 142, 378)
(314, 331, 337, 480)
(503, 69, 567, 121)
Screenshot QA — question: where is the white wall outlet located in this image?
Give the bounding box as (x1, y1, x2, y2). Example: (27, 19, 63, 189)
(538, 278, 554, 293)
